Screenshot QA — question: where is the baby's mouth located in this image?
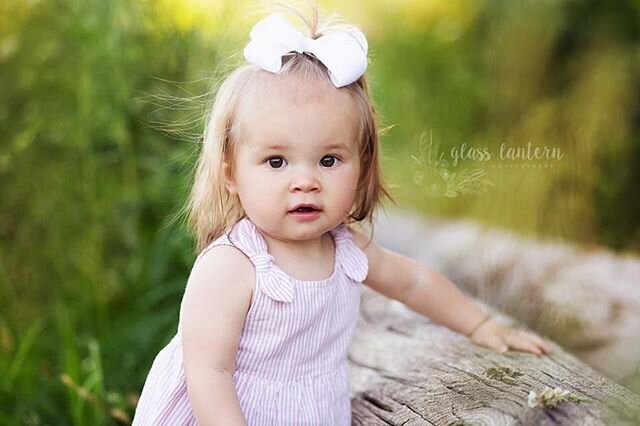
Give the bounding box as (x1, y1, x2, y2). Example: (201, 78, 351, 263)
(289, 204, 322, 214)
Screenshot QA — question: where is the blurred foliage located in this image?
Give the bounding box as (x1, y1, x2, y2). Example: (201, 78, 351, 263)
(372, 0, 640, 252)
(0, 0, 638, 424)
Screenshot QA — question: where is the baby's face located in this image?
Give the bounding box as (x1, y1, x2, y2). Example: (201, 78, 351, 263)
(226, 74, 360, 243)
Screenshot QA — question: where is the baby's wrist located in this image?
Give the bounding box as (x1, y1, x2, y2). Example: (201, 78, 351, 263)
(465, 312, 492, 337)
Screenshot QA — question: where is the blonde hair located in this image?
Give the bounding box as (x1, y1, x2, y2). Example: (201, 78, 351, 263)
(186, 5, 394, 253)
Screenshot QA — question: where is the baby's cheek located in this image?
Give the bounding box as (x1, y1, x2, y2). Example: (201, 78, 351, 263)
(335, 184, 359, 212)
(238, 175, 272, 208)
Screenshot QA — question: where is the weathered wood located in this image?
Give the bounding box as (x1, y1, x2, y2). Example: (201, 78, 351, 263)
(348, 287, 640, 425)
(368, 208, 640, 393)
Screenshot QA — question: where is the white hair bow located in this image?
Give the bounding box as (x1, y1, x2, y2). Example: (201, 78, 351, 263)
(243, 13, 369, 88)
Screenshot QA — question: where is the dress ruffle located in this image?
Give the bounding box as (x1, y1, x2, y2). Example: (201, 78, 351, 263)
(233, 365, 351, 425)
(197, 218, 368, 303)
(332, 224, 369, 283)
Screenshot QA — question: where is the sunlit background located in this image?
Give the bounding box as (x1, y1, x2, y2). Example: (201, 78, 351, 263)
(1, 0, 638, 424)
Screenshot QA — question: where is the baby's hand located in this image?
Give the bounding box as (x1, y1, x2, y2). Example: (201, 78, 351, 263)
(469, 318, 554, 356)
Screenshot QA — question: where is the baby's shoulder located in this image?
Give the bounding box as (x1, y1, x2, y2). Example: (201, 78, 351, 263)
(192, 243, 254, 279)
(187, 243, 255, 300)
(344, 223, 376, 253)
(180, 244, 255, 360)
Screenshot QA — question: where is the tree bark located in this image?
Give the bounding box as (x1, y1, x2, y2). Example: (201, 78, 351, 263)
(368, 208, 640, 393)
(348, 287, 640, 425)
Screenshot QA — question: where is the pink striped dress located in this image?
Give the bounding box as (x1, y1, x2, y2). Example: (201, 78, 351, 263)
(132, 217, 368, 425)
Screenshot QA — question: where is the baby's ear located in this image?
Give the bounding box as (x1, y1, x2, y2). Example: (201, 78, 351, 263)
(223, 161, 238, 195)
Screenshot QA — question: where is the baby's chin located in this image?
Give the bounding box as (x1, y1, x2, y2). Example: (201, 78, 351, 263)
(253, 218, 339, 242)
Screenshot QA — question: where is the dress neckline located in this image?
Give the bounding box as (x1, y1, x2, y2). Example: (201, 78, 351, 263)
(244, 218, 343, 285)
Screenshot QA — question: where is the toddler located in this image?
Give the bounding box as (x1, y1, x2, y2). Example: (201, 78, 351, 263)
(133, 8, 553, 426)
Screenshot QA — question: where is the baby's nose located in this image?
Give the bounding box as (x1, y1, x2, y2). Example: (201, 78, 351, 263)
(290, 170, 320, 192)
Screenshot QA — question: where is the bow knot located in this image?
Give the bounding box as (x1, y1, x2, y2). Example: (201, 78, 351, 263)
(250, 253, 274, 272)
(299, 37, 317, 54)
(243, 13, 368, 88)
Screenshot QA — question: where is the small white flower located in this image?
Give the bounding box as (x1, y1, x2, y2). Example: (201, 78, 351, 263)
(527, 386, 587, 408)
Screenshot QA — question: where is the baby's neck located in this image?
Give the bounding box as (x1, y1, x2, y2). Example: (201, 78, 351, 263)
(259, 231, 336, 281)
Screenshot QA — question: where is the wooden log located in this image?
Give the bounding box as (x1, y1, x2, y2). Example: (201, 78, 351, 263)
(348, 287, 640, 425)
(367, 208, 640, 394)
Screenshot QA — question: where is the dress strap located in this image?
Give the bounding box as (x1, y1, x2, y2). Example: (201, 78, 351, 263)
(332, 224, 369, 283)
(197, 219, 369, 304)
(228, 218, 295, 303)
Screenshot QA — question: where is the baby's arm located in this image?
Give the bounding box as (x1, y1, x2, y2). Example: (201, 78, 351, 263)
(349, 227, 552, 355)
(180, 246, 254, 426)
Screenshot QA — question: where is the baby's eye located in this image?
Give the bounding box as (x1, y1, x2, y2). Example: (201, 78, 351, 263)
(320, 155, 340, 168)
(266, 156, 286, 169)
